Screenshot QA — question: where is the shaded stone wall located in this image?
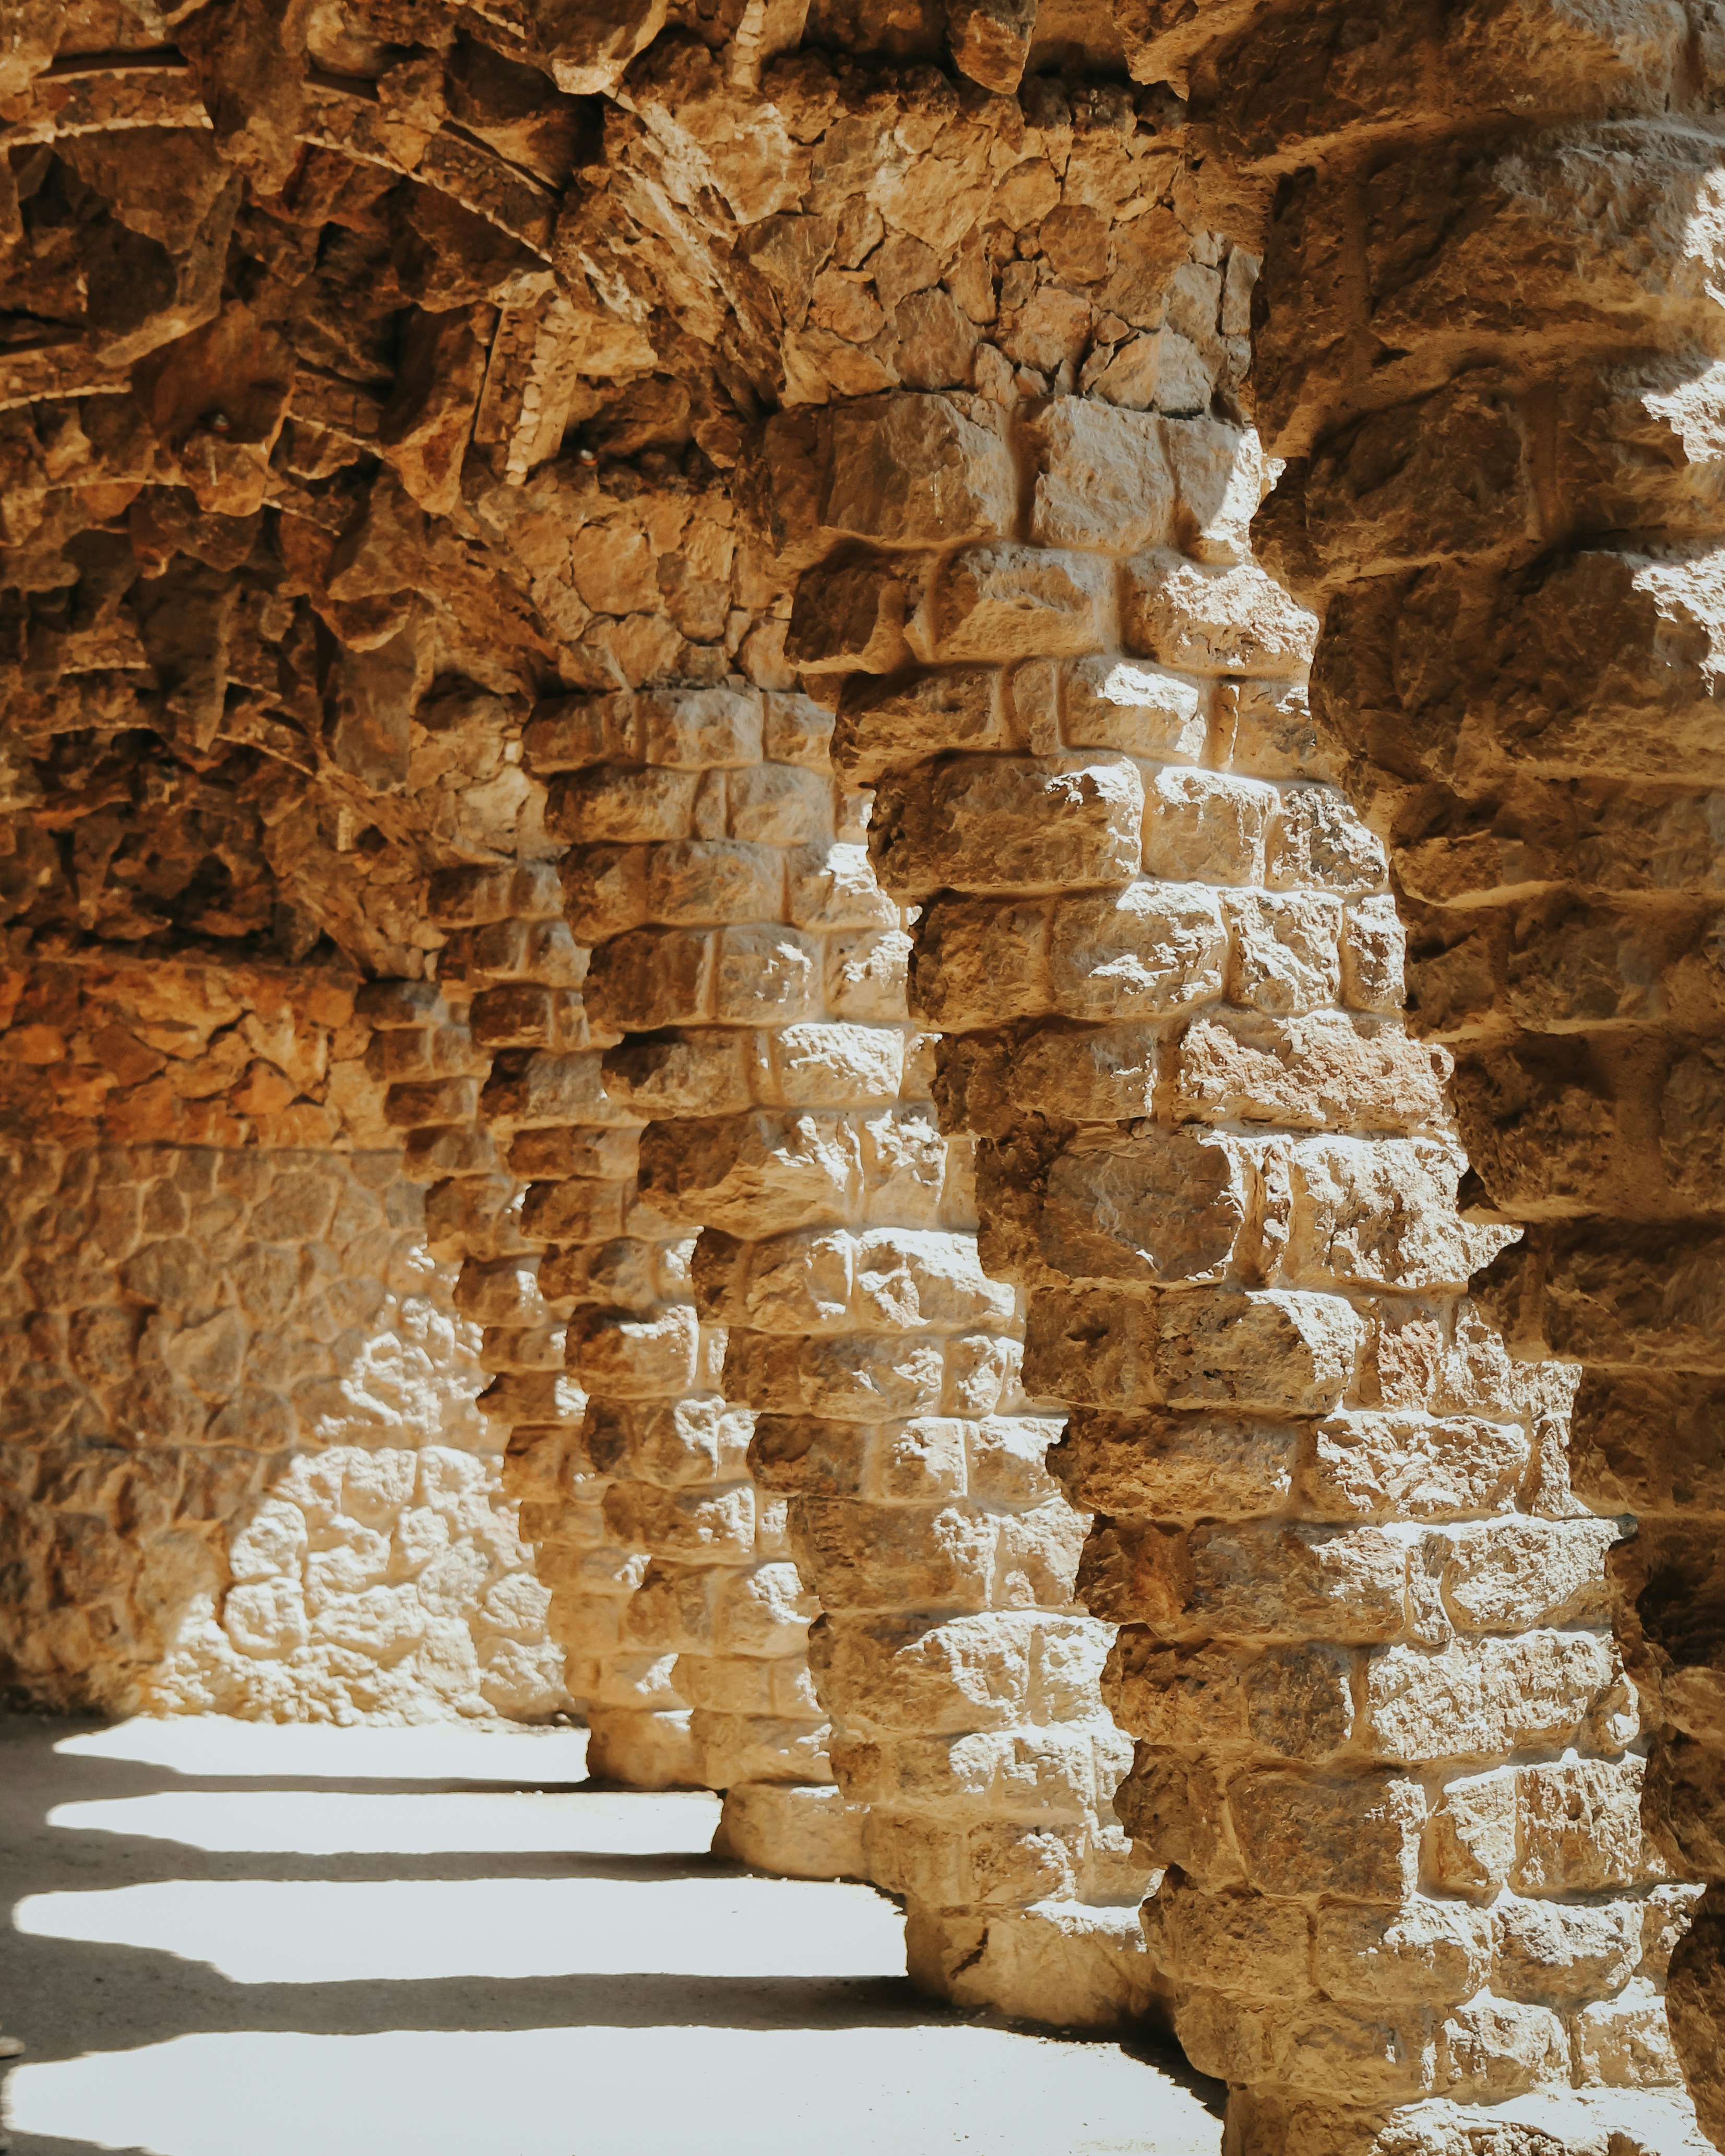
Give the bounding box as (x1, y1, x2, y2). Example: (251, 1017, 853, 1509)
(0, 953, 566, 1722)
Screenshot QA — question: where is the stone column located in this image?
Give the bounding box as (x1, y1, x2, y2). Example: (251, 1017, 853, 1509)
(424, 857, 703, 1786)
(1224, 0, 1725, 2142)
(789, 378, 1706, 2150)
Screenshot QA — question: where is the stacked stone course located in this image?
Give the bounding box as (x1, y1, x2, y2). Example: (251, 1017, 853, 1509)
(794, 380, 1707, 2148)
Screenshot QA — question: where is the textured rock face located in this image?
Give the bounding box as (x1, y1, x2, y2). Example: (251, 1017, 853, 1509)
(0, 955, 566, 1721)
(5, 0, 1725, 2141)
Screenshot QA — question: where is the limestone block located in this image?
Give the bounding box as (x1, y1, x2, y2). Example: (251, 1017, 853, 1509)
(1025, 400, 1176, 553)
(545, 766, 699, 843)
(1286, 1137, 1478, 1294)
(1513, 1758, 1651, 1892)
(481, 1053, 628, 1130)
(1493, 1894, 1641, 2004)
(584, 1706, 700, 1789)
(864, 1812, 1082, 1910)
(1434, 1996, 1568, 2101)
(939, 1902, 1155, 2030)
(727, 1329, 947, 1422)
(1050, 1409, 1298, 1519)
(713, 1782, 867, 1879)
(1062, 655, 1208, 761)
(1314, 1899, 1492, 2007)
(1124, 554, 1318, 676)
(909, 897, 1053, 1029)
(566, 1305, 700, 1398)
(1079, 328, 1214, 416)
(1268, 788, 1388, 896)
(817, 394, 1015, 547)
(1159, 1289, 1364, 1415)
(692, 1709, 832, 1788)
(1362, 1633, 1616, 1763)
(1038, 1128, 1249, 1286)
(725, 763, 833, 845)
(786, 557, 918, 675)
(1142, 770, 1276, 885)
(933, 543, 1110, 661)
(765, 1024, 905, 1109)
(1226, 891, 1345, 1016)
(638, 1110, 860, 1236)
(784, 842, 901, 931)
(1341, 897, 1409, 1013)
(871, 754, 1143, 898)
(1048, 880, 1229, 1018)
(1006, 1020, 1161, 1122)
(1078, 1518, 1409, 1640)
(1230, 1770, 1427, 1901)
(604, 1480, 756, 1564)
(1434, 1516, 1619, 1631)
(1301, 1411, 1530, 1521)
(831, 1722, 1110, 1819)
(789, 1497, 997, 1614)
(828, 928, 915, 1024)
(1164, 416, 1265, 566)
(832, 668, 1005, 785)
(1172, 1010, 1449, 1133)
(1024, 1288, 1164, 1408)
(1571, 1987, 1683, 2087)
(808, 1610, 1044, 1734)
(1144, 1879, 1314, 1998)
(601, 1031, 755, 1119)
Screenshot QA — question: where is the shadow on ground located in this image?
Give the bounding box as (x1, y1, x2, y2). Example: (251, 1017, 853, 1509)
(0, 1716, 1226, 2156)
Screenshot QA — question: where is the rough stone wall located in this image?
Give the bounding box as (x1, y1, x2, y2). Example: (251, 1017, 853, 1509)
(1188, 0, 1725, 2141)
(0, 952, 566, 1722)
(804, 370, 1708, 2147)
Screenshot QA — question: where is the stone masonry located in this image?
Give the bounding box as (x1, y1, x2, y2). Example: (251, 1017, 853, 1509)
(6, 2, 1725, 2151)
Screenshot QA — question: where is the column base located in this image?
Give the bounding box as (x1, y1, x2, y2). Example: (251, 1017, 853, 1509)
(711, 1781, 867, 1879)
(906, 1899, 1155, 2032)
(583, 1708, 701, 1789)
(1222, 2086, 1711, 2156)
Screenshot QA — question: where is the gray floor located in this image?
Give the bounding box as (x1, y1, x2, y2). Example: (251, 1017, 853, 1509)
(0, 1715, 1224, 2156)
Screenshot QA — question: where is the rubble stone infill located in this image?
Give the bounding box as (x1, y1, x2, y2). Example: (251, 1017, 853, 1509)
(796, 379, 1707, 2150)
(0, 951, 566, 1723)
(1223, 0, 1725, 2142)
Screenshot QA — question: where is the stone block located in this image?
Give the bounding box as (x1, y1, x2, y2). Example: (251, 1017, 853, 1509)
(1048, 880, 1228, 1019)
(1300, 1410, 1529, 1521)
(638, 839, 784, 926)
(725, 763, 834, 845)
(831, 666, 1004, 785)
(1006, 1020, 1161, 1122)
(764, 1025, 904, 1108)
(713, 1782, 867, 1879)
(545, 766, 699, 843)
(1493, 1893, 1641, 2004)
(1025, 399, 1175, 553)
(1267, 788, 1388, 896)
(784, 842, 900, 931)
(639, 1110, 860, 1237)
(1144, 1878, 1313, 1998)
(1078, 1518, 1409, 1640)
(1038, 1129, 1248, 1286)
(1172, 1010, 1450, 1132)
(1062, 654, 1208, 760)
(1434, 1516, 1619, 1632)
(790, 1497, 996, 1614)
(601, 1030, 756, 1119)
(636, 685, 763, 769)
(1226, 891, 1345, 1016)
(933, 543, 1110, 661)
(872, 754, 1142, 898)
(1159, 1289, 1364, 1414)
(1142, 769, 1276, 885)
(1049, 1409, 1298, 1519)
(1313, 1899, 1491, 2007)
(1230, 1770, 1426, 1901)
(1363, 1633, 1615, 1764)
(1287, 1137, 1479, 1293)
(908, 898, 1052, 1030)
(1023, 1288, 1163, 1408)
(566, 1305, 700, 1398)
(818, 392, 1016, 546)
(1124, 554, 1318, 676)
(1435, 1996, 1568, 2101)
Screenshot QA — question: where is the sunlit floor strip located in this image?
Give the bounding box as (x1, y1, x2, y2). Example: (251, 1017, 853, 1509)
(5, 2026, 1223, 2156)
(16, 1874, 906, 1982)
(47, 1788, 722, 1856)
(55, 1719, 593, 1783)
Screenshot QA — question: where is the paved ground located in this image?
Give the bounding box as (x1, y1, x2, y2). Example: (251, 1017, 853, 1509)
(0, 1715, 1224, 2156)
